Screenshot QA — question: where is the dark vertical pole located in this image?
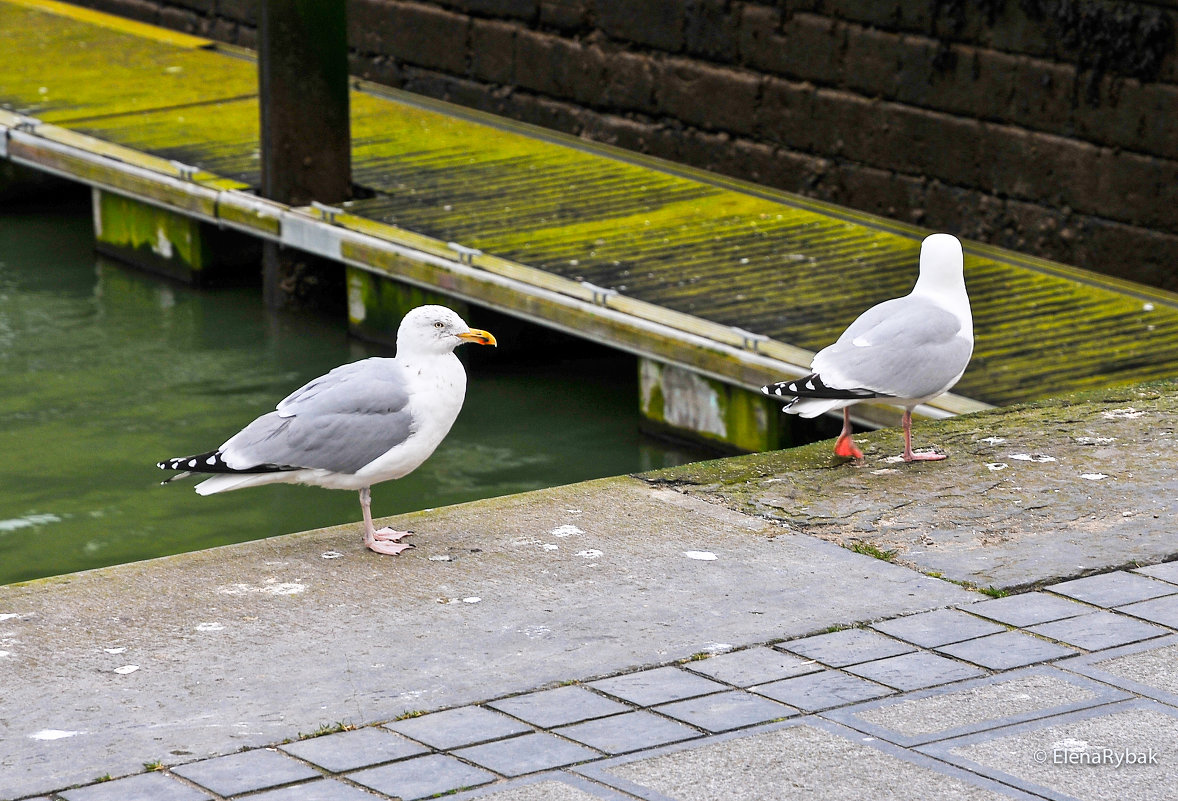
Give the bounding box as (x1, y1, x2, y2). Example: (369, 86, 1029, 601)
(258, 0, 351, 309)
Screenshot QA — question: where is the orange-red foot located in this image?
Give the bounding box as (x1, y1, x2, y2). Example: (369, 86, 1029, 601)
(834, 434, 864, 459)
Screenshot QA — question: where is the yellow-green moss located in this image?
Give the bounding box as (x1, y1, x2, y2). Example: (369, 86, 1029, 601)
(3, 0, 1178, 413)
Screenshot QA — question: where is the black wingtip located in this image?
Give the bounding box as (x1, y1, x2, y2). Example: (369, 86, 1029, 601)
(764, 374, 879, 402)
(761, 381, 796, 401)
(157, 450, 295, 477)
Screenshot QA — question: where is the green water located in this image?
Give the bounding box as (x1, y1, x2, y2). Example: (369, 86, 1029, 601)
(0, 205, 705, 585)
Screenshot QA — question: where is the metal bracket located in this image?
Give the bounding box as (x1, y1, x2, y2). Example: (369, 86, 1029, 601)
(731, 326, 770, 353)
(169, 160, 198, 182)
(311, 201, 343, 224)
(447, 242, 482, 265)
(581, 281, 619, 307)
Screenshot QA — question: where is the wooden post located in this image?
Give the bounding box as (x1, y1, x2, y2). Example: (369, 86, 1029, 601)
(258, 0, 351, 309)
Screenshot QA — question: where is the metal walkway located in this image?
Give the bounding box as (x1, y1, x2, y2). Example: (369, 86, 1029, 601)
(4, 0, 1178, 420)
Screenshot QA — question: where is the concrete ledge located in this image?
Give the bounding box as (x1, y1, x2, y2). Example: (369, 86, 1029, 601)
(648, 378, 1178, 591)
(3, 380, 1176, 798)
(0, 476, 967, 797)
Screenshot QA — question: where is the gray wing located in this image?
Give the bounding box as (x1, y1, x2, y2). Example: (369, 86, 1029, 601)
(219, 358, 414, 474)
(812, 296, 972, 399)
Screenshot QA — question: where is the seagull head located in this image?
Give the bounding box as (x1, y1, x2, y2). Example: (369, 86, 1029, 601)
(912, 232, 972, 337)
(914, 233, 965, 293)
(396, 305, 497, 356)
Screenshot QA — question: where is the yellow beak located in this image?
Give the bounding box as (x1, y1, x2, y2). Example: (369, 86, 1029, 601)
(457, 328, 497, 347)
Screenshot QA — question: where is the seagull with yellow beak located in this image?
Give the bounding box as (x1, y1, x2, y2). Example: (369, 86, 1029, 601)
(158, 305, 496, 554)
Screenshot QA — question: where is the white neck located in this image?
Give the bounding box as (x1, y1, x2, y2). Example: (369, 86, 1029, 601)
(911, 234, 972, 340)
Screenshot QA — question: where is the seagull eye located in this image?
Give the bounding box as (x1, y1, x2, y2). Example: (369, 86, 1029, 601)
(433, 321, 445, 329)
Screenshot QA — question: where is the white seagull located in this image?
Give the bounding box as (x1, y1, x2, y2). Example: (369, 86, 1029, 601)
(158, 305, 497, 554)
(762, 233, 973, 462)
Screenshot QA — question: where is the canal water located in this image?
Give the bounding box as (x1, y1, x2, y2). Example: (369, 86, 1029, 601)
(0, 203, 708, 585)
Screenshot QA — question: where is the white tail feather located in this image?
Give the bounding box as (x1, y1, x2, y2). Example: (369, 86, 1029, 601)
(785, 397, 855, 419)
(195, 472, 296, 495)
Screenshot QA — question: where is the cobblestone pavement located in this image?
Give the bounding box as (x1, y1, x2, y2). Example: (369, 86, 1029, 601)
(42, 564, 1178, 801)
(8, 382, 1177, 801)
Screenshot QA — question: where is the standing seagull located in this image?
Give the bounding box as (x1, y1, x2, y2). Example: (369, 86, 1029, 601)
(762, 233, 973, 462)
(158, 305, 496, 555)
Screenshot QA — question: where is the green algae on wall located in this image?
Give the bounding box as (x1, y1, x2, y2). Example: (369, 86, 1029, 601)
(94, 188, 203, 280)
(92, 188, 259, 284)
(639, 358, 789, 453)
(346, 263, 468, 346)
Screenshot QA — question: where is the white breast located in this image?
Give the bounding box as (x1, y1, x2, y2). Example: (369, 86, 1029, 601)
(354, 352, 468, 483)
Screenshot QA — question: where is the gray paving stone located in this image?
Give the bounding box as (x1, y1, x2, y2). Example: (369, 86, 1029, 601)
(655, 690, 796, 732)
(844, 651, 985, 691)
(825, 668, 1130, 747)
(936, 631, 1078, 670)
(450, 773, 634, 800)
(555, 710, 700, 754)
(583, 719, 1030, 801)
(682, 646, 821, 686)
(588, 666, 725, 707)
(779, 627, 916, 667)
(454, 731, 598, 776)
(753, 670, 892, 712)
(919, 701, 1178, 801)
(1134, 561, 1178, 585)
(487, 685, 631, 728)
(171, 749, 319, 796)
(1065, 636, 1178, 706)
(384, 706, 531, 749)
(1048, 571, 1177, 607)
(58, 772, 211, 801)
(1116, 594, 1178, 628)
(966, 592, 1090, 627)
(280, 727, 427, 773)
(871, 609, 1006, 648)
(1028, 610, 1168, 651)
(247, 779, 378, 801)
(348, 753, 495, 800)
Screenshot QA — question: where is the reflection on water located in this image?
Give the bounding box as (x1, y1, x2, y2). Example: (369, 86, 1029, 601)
(0, 206, 707, 585)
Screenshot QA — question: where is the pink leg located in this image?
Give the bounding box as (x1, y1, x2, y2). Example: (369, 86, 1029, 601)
(902, 410, 946, 461)
(833, 408, 864, 459)
(358, 487, 415, 555)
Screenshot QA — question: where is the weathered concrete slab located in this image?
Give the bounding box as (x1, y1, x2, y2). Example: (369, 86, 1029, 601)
(825, 668, 1129, 747)
(1064, 636, 1178, 707)
(646, 380, 1178, 590)
(0, 477, 967, 798)
(921, 701, 1178, 801)
(583, 719, 1027, 800)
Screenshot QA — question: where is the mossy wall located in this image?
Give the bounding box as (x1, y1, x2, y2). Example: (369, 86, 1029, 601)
(92, 189, 260, 285)
(64, 0, 1178, 292)
(638, 357, 788, 453)
(346, 263, 468, 346)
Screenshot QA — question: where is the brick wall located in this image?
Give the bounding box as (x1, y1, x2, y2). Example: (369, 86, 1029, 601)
(71, 0, 1178, 290)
